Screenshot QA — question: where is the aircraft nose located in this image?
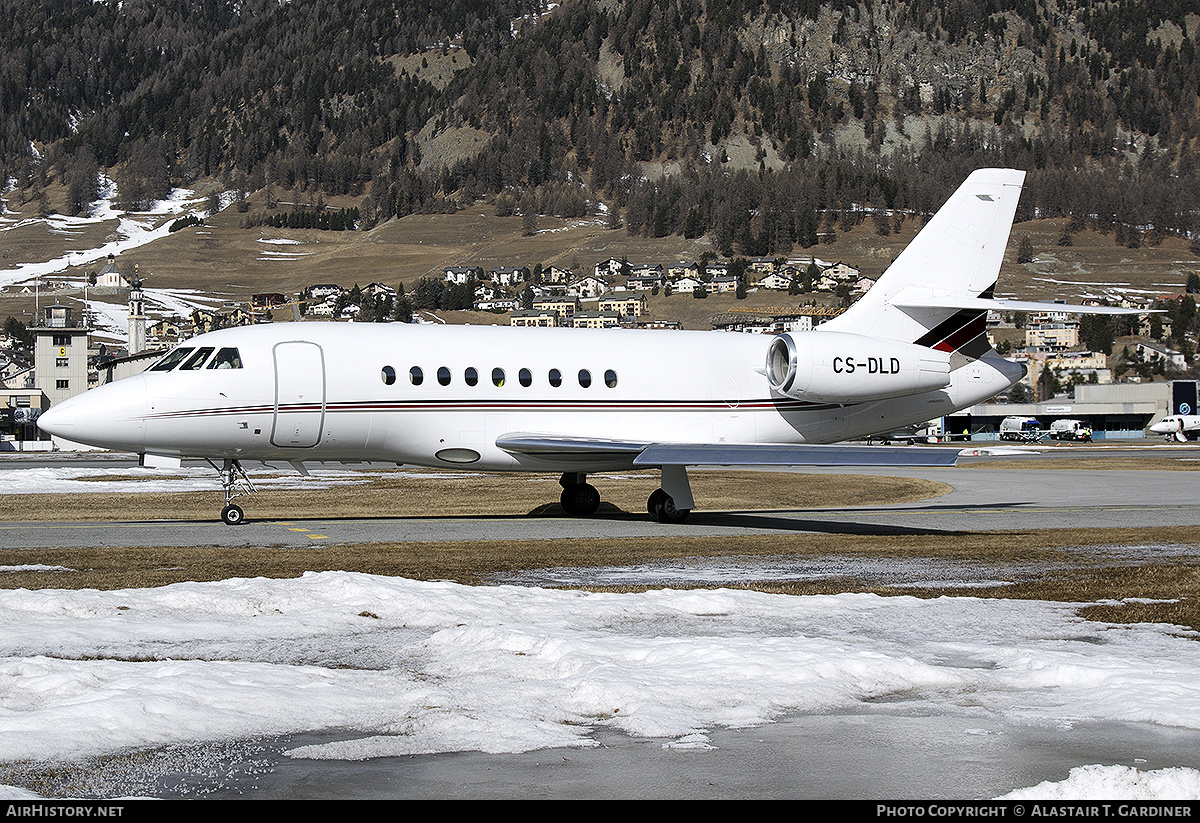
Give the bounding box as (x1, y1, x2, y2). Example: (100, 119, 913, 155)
(1148, 420, 1173, 434)
(37, 377, 147, 450)
(35, 396, 79, 436)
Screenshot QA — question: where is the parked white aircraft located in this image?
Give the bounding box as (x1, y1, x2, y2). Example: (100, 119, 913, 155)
(1149, 415, 1200, 442)
(37, 168, 1141, 524)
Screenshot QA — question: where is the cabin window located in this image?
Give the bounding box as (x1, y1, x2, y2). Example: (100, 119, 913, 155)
(409, 366, 423, 386)
(207, 348, 243, 369)
(519, 368, 532, 387)
(548, 368, 562, 387)
(149, 347, 194, 372)
(578, 369, 592, 388)
(464, 367, 479, 386)
(437, 366, 451, 386)
(492, 368, 505, 387)
(381, 366, 396, 385)
(178, 347, 215, 370)
(605, 369, 618, 388)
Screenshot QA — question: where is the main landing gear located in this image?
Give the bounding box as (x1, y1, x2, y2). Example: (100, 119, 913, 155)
(559, 472, 601, 516)
(646, 488, 689, 523)
(207, 458, 255, 525)
(649, 464, 695, 523)
(558, 468, 694, 523)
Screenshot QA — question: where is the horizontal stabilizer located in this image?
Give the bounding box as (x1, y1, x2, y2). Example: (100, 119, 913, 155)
(498, 433, 960, 468)
(890, 293, 1154, 315)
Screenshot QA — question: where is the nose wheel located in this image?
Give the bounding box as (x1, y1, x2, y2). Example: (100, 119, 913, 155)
(221, 504, 245, 526)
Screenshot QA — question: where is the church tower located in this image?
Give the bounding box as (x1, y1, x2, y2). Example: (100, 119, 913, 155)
(127, 264, 146, 355)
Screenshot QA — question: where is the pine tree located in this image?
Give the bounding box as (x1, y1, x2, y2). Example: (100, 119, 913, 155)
(1017, 236, 1035, 264)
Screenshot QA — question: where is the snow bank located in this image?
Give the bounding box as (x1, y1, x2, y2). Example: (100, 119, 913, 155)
(2, 573, 1200, 771)
(999, 764, 1200, 799)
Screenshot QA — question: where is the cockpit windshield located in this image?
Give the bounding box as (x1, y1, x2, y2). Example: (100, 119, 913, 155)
(149, 347, 194, 372)
(147, 346, 243, 372)
(178, 347, 215, 370)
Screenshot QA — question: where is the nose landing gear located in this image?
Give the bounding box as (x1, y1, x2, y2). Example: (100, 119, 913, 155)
(208, 458, 255, 525)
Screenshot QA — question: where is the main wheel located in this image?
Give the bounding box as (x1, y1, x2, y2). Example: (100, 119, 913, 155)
(560, 483, 601, 516)
(221, 504, 245, 526)
(647, 488, 667, 515)
(649, 489, 690, 524)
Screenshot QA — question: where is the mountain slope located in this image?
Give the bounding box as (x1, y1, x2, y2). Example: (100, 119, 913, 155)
(3, 0, 1199, 256)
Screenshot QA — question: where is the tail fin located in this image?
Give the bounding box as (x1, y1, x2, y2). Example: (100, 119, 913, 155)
(820, 168, 1026, 359)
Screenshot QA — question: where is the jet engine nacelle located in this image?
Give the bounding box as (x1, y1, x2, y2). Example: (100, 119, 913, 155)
(765, 331, 952, 403)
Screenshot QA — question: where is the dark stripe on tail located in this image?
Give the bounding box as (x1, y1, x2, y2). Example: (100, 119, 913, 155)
(913, 286, 995, 359)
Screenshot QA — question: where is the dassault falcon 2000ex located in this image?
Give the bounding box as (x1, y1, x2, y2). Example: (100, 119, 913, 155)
(38, 168, 1140, 524)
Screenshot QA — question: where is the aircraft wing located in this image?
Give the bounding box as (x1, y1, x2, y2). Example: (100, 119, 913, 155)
(496, 434, 960, 468)
(633, 443, 959, 468)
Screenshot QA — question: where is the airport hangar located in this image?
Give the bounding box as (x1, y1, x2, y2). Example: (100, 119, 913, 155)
(945, 379, 1197, 441)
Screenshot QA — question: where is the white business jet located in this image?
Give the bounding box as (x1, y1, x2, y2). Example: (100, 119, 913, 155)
(1149, 415, 1200, 442)
(37, 168, 1140, 524)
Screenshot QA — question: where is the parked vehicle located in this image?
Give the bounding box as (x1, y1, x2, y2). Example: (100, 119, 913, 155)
(999, 416, 1044, 441)
(1049, 419, 1092, 442)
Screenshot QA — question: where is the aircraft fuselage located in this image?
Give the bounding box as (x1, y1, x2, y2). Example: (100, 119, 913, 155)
(41, 322, 1019, 472)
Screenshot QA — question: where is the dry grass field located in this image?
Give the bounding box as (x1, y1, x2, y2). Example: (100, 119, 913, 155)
(3, 180, 1197, 327)
(972, 455, 1200, 471)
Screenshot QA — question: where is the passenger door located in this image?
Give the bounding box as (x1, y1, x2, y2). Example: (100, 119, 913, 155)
(271, 341, 325, 448)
